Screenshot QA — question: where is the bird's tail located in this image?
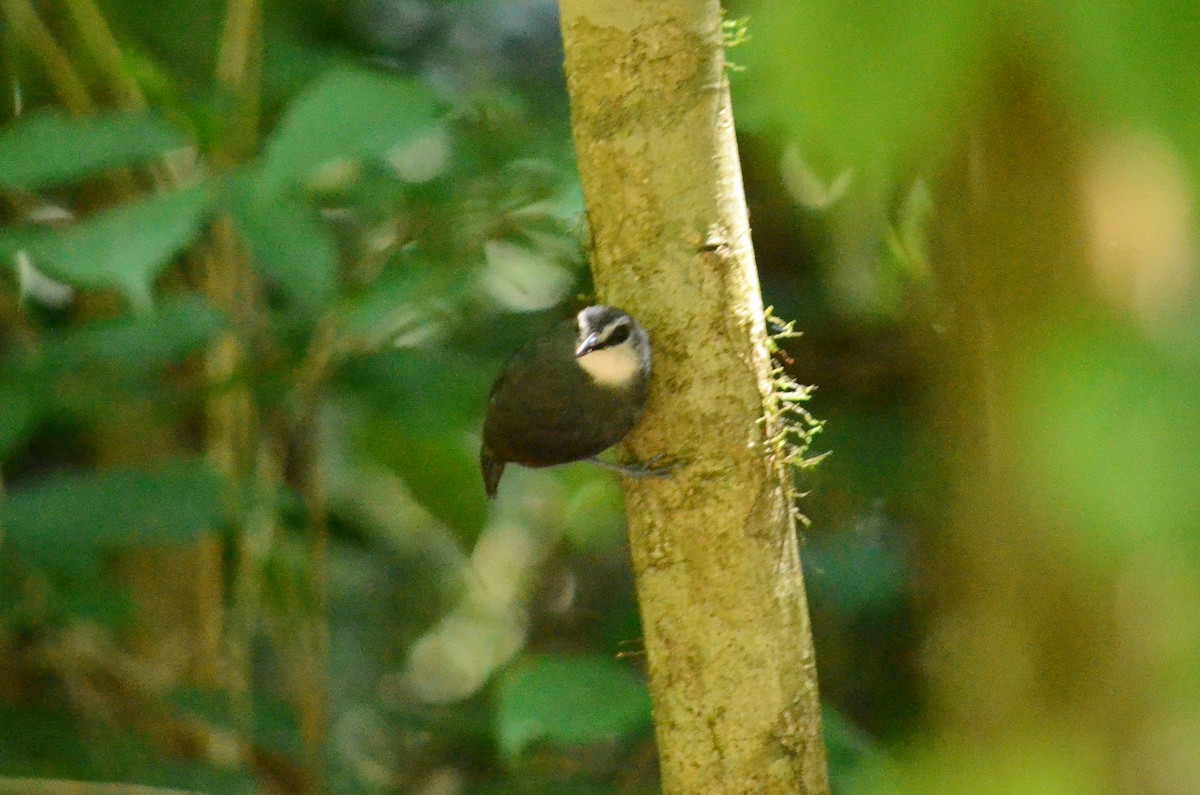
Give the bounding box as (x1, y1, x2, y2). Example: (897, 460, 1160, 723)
(480, 446, 506, 498)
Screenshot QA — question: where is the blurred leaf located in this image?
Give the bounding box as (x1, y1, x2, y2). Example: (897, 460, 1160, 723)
(169, 688, 299, 758)
(227, 174, 337, 312)
(342, 253, 460, 347)
(0, 186, 213, 311)
(260, 68, 443, 193)
(344, 349, 491, 539)
(804, 512, 908, 617)
(886, 179, 933, 280)
(2, 459, 225, 559)
(0, 377, 41, 459)
(560, 476, 626, 554)
(822, 704, 884, 794)
(493, 654, 652, 758)
(847, 731, 1108, 795)
(0, 111, 186, 190)
(15, 249, 75, 308)
(343, 348, 489, 428)
(0, 700, 256, 792)
(741, 1, 979, 166)
(1058, 0, 1200, 180)
(130, 764, 259, 795)
(0, 706, 93, 777)
(365, 415, 490, 543)
(781, 144, 853, 211)
(45, 563, 137, 626)
(1013, 324, 1200, 557)
(45, 297, 224, 371)
(169, 688, 234, 727)
(743, 1, 1200, 180)
(481, 238, 574, 312)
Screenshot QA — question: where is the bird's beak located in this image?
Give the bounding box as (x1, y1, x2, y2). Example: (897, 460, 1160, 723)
(575, 332, 601, 358)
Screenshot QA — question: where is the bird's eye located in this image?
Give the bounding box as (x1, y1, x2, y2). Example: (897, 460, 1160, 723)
(606, 322, 630, 346)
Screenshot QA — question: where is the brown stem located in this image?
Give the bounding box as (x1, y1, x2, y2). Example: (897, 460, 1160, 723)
(202, 218, 259, 740)
(214, 0, 262, 162)
(288, 317, 339, 791)
(204, 0, 265, 767)
(61, 0, 146, 111)
(0, 0, 95, 115)
(295, 420, 330, 791)
(0, 779, 204, 795)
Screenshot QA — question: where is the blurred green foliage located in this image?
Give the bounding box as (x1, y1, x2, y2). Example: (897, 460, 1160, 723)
(1, 0, 1199, 793)
(734, 0, 1200, 792)
(493, 655, 651, 759)
(741, 0, 1200, 180)
(0, 111, 186, 189)
(5, 184, 213, 309)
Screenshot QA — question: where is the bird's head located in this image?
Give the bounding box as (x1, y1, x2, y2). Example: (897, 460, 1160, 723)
(573, 305, 649, 387)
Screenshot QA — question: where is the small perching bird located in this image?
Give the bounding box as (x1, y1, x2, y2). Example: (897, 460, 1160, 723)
(480, 305, 657, 497)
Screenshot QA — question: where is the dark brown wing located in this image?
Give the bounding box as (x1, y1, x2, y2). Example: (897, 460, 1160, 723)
(479, 317, 648, 493)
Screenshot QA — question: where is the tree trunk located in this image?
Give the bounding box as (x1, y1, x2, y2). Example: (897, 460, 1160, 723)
(557, 3, 829, 793)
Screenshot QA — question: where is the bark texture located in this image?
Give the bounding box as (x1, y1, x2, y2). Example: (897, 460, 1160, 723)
(557, 3, 829, 793)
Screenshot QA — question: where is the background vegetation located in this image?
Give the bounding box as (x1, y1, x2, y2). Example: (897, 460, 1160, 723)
(1, 1, 1198, 793)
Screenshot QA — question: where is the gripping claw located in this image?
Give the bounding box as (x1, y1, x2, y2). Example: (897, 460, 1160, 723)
(588, 454, 678, 479)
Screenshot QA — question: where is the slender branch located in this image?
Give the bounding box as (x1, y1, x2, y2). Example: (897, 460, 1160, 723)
(61, 0, 146, 111)
(0, 0, 95, 115)
(0, 779, 203, 795)
(204, 0, 266, 774)
(290, 317, 337, 782)
(214, 0, 262, 161)
(0, 1, 145, 198)
(202, 220, 258, 737)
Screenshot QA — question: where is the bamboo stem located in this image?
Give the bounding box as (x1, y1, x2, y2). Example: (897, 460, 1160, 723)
(61, 0, 145, 111)
(202, 216, 259, 741)
(290, 318, 338, 789)
(0, 0, 95, 115)
(205, 0, 265, 739)
(214, 0, 261, 161)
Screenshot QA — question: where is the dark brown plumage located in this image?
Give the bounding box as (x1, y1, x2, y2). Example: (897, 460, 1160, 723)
(480, 306, 650, 497)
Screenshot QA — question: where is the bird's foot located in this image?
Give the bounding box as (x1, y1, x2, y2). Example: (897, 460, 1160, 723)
(588, 454, 678, 479)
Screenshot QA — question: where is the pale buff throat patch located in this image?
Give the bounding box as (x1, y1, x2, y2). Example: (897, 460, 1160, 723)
(577, 344, 641, 386)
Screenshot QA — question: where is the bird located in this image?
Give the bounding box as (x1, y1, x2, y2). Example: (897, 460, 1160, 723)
(480, 305, 659, 497)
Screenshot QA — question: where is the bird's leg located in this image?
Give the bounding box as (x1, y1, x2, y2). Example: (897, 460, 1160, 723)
(588, 454, 677, 479)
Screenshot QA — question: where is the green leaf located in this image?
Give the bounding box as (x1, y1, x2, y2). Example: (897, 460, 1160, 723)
(1012, 323, 1200, 557)
(342, 257, 446, 343)
(0, 377, 41, 460)
(493, 655, 652, 758)
(739, 2, 980, 166)
(823, 704, 884, 792)
(226, 175, 337, 312)
(364, 415, 490, 543)
(46, 296, 225, 371)
(2, 459, 225, 558)
(345, 350, 491, 541)
(1058, 0, 1200, 180)
(0, 111, 187, 190)
(260, 68, 442, 192)
(0, 186, 213, 311)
